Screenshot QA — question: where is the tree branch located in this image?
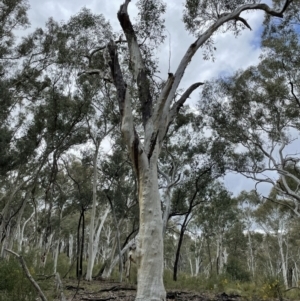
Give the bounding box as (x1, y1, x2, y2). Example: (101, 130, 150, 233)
(235, 16, 252, 30)
(5, 249, 48, 301)
(107, 40, 127, 117)
(169, 82, 204, 124)
(117, 0, 153, 130)
(162, 0, 292, 134)
(107, 40, 146, 173)
(289, 81, 300, 108)
(262, 196, 300, 217)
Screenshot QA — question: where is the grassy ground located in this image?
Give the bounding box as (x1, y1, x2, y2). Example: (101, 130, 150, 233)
(1, 255, 300, 300)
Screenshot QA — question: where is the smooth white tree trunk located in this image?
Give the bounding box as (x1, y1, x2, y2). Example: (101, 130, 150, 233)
(247, 231, 255, 278)
(195, 257, 200, 276)
(86, 207, 110, 280)
(189, 258, 194, 276)
(135, 161, 165, 301)
(162, 184, 171, 235)
(102, 237, 136, 278)
(86, 142, 100, 281)
(41, 232, 54, 269)
(53, 240, 59, 274)
(60, 240, 65, 253)
(69, 234, 73, 265)
(278, 227, 288, 288)
(18, 211, 34, 252)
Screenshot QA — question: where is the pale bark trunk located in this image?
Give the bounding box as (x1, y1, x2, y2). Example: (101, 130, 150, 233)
(69, 234, 73, 265)
(278, 229, 288, 288)
(247, 231, 255, 278)
(54, 208, 63, 274)
(0, 223, 11, 258)
(60, 240, 65, 253)
(55, 272, 67, 301)
(86, 207, 110, 280)
(159, 166, 179, 234)
(194, 236, 203, 276)
(102, 237, 135, 278)
(162, 184, 171, 235)
(41, 232, 54, 269)
(216, 232, 225, 274)
(0, 180, 27, 249)
(195, 257, 200, 276)
(107, 196, 123, 282)
(18, 211, 34, 252)
(15, 198, 28, 250)
(189, 258, 194, 276)
(294, 261, 299, 286)
(53, 240, 59, 274)
(135, 161, 165, 301)
(86, 142, 100, 281)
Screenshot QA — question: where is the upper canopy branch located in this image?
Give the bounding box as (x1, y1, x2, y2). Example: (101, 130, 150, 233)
(118, 0, 153, 129)
(154, 81, 203, 146)
(162, 0, 293, 127)
(169, 82, 204, 121)
(107, 40, 146, 172)
(107, 40, 127, 117)
(84, 38, 126, 63)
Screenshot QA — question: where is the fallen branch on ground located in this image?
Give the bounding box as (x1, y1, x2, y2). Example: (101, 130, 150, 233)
(99, 285, 136, 293)
(81, 297, 116, 301)
(5, 248, 48, 301)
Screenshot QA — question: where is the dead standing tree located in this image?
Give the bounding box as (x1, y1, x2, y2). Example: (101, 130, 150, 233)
(82, 0, 293, 300)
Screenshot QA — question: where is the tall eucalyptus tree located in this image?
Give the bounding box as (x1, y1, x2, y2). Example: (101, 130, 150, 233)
(79, 0, 292, 299)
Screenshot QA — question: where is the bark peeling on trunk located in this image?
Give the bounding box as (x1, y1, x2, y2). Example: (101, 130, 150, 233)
(135, 153, 165, 300)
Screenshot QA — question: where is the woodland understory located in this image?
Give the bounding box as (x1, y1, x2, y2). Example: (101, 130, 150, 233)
(0, 0, 300, 300)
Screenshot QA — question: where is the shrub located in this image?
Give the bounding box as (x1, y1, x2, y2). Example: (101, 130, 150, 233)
(226, 258, 250, 282)
(0, 257, 37, 301)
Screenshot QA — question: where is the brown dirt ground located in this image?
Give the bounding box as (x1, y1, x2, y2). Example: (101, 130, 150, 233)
(60, 279, 249, 301)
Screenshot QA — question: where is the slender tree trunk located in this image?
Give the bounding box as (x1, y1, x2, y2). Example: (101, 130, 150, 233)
(102, 237, 136, 278)
(195, 257, 200, 276)
(15, 198, 28, 250)
(206, 236, 213, 274)
(0, 180, 27, 249)
(69, 234, 73, 265)
(247, 230, 255, 278)
(189, 258, 194, 276)
(18, 211, 34, 252)
(80, 210, 85, 278)
(216, 232, 224, 274)
(76, 212, 82, 278)
(86, 142, 100, 281)
(53, 240, 59, 274)
(86, 207, 110, 280)
(162, 185, 171, 235)
(278, 229, 288, 288)
(173, 220, 187, 281)
(173, 189, 199, 281)
(107, 195, 123, 282)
